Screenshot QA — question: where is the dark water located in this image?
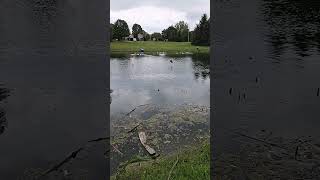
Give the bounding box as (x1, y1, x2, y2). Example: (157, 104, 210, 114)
(110, 54, 210, 116)
(0, 1, 108, 179)
(213, 0, 320, 153)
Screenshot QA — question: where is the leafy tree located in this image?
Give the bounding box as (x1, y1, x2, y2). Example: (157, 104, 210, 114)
(110, 23, 114, 41)
(174, 21, 189, 42)
(142, 30, 150, 41)
(162, 26, 178, 41)
(151, 32, 162, 41)
(113, 19, 130, 41)
(132, 24, 143, 40)
(189, 30, 194, 42)
(192, 14, 210, 46)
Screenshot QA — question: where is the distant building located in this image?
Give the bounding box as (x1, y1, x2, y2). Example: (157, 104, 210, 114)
(125, 34, 144, 41)
(125, 34, 134, 41)
(137, 33, 144, 41)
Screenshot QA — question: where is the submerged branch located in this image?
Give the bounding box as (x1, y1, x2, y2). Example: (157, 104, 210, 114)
(234, 131, 287, 151)
(42, 147, 84, 176)
(127, 123, 142, 133)
(41, 136, 110, 176)
(125, 104, 151, 116)
(88, 137, 110, 142)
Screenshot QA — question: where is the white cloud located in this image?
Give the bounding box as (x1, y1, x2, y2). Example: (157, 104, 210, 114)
(111, 6, 189, 33)
(110, 0, 210, 34)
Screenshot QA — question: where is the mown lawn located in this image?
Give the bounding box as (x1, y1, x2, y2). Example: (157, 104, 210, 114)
(110, 41, 209, 54)
(112, 141, 210, 180)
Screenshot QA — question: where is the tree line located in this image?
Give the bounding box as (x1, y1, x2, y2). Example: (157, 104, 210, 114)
(110, 14, 209, 46)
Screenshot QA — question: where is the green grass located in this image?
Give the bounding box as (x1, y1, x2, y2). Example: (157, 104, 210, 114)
(111, 41, 209, 55)
(112, 141, 210, 180)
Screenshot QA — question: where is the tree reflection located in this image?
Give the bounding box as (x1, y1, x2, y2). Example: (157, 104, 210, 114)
(191, 53, 210, 80)
(0, 85, 10, 135)
(262, 0, 320, 58)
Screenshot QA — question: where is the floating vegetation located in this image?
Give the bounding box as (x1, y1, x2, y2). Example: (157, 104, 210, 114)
(110, 104, 210, 174)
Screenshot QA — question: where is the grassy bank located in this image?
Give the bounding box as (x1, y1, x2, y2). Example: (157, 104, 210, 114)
(112, 141, 210, 180)
(111, 41, 209, 54)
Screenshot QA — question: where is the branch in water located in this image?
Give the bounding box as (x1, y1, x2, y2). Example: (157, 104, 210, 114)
(88, 137, 110, 142)
(125, 104, 151, 116)
(42, 147, 84, 176)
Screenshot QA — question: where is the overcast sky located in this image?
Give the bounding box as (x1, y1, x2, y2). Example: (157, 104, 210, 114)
(110, 0, 210, 34)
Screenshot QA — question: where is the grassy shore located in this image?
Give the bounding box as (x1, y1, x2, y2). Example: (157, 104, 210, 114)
(112, 141, 210, 180)
(111, 41, 209, 54)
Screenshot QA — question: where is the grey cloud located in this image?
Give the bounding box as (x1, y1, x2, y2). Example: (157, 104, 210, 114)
(111, 0, 209, 32)
(111, 0, 209, 13)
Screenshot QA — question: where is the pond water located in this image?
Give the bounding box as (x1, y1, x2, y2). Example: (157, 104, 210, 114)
(110, 54, 210, 116)
(213, 0, 320, 154)
(0, 1, 108, 179)
(110, 54, 210, 174)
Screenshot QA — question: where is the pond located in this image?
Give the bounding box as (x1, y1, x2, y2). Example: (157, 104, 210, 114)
(110, 54, 210, 116)
(110, 53, 210, 174)
(0, 1, 108, 179)
(213, 0, 320, 155)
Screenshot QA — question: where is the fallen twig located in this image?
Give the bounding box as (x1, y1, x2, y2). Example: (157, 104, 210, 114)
(111, 143, 123, 156)
(126, 108, 137, 116)
(167, 155, 179, 180)
(234, 131, 288, 151)
(41, 136, 111, 177)
(127, 123, 142, 133)
(88, 137, 109, 142)
(42, 147, 84, 176)
(125, 104, 150, 116)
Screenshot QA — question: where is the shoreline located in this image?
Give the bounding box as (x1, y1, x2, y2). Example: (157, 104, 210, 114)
(110, 41, 210, 55)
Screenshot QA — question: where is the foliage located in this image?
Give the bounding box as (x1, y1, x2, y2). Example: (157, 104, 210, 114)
(132, 24, 143, 40)
(192, 14, 210, 46)
(111, 14, 210, 45)
(162, 26, 178, 41)
(150, 32, 162, 41)
(174, 21, 189, 42)
(110, 23, 114, 41)
(113, 19, 130, 41)
(142, 30, 150, 41)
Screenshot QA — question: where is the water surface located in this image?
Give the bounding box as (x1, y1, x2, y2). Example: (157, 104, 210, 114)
(111, 54, 210, 116)
(0, 0, 108, 179)
(213, 0, 320, 154)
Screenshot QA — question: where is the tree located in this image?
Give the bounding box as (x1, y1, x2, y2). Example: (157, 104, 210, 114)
(151, 32, 162, 41)
(113, 19, 130, 41)
(132, 24, 143, 40)
(142, 30, 150, 41)
(174, 21, 189, 42)
(162, 26, 178, 41)
(189, 30, 194, 42)
(192, 14, 210, 46)
(110, 23, 114, 41)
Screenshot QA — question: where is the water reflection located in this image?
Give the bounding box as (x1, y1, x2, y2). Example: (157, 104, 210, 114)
(111, 54, 210, 115)
(191, 53, 210, 81)
(262, 0, 320, 59)
(213, 0, 320, 156)
(0, 84, 10, 135)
